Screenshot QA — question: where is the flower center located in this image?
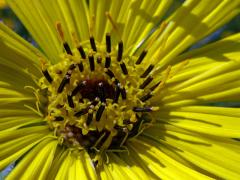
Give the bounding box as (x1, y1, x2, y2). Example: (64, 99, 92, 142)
(39, 25, 161, 165)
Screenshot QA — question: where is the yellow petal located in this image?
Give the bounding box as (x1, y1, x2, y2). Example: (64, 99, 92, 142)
(128, 138, 212, 179)
(143, 127, 240, 179)
(6, 138, 58, 180)
(7, 0, 88, 63)
(55, 150, 97, 180)
(0, 126, 49, 171)
(147, 0, 240, 69)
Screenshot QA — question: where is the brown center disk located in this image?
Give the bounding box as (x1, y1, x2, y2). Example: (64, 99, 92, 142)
(80, 78, 115, 101)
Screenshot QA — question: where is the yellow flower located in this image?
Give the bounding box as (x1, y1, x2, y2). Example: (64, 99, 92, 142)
(1, 0, 240, 179)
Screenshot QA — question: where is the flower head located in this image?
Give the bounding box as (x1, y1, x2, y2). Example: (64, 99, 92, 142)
(1, 0, 240, 179)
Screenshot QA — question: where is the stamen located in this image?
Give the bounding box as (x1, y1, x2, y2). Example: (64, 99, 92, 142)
(123, 119, 131, 124)
(106, 33, 111, 53)
(140, 92, 153, 102)
(56, 70, 62, 75)
(139, 76, 153, 89)
(91, 97, 100, 106)
(88, 54, 95, 71)
(56, 22, 73, 55)
(74, 108, 88, 117)
(98, 82, 106, 102)
(78, 62, 84, 72)
(56, 22, 64, 42)
(56, 104, 64, 109)
(97, 56, 102, 64)
(136, 50, 147, 65)
(57, 71, 71, 93)
(150, 82, 161, 91)
(128, 115, 142, 138)
(105, 55, 111, 68)
(96, 104, 105, 122)
(89, 15, 96, 37)
(120, 87, 127, 100)
(140, 65, 154, 78)
(78, 46, 86, 59)
(105, 12, 119, 36)
(55, 116, 64, 121)
(90, 36, 97, 52)
(63, 42, 73, 55)
(71, 81, 86, 96)
(104, 68, 115, 79)
(120, 62, 128, 75)
(117, 41, 123, 62)
(113, 83, 121, 103)
(132, 107, 153, 112)
(42, 70, 53, 83)
(114, 79, 120, 85)
(86, 110, 94, 126)
(69, 64, 76, 70)
(67, 95, 74, 108)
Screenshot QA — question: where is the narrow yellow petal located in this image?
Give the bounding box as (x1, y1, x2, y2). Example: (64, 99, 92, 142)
(6, 138, 57, 180)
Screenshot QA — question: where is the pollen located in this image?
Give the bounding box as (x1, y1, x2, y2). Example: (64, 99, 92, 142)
(39, 24, 162, 166)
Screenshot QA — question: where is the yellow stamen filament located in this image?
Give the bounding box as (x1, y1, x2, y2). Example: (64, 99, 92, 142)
(89, 15, 96, 36)
(56, 21, 65, 42)
(146, 21, 168, 50)
(105, 11, 122, 41)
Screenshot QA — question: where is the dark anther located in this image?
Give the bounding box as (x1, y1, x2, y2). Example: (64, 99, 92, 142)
(77, 45, 86, 59)
(67, 95, 74, 108)
(56, 104, 64, 109)
(132, 107, 153, 112)
(113, 84, 121, 103)
(105, 69, 115, 79)
(139, 76, 153, 89)
(57, 72, 71, 93)
(42, 70, 53, 83)
(63, 42, 73, 55)
(120, 87, 127, 100)
(69, 64, 76, 70)
(128, 115, 142, 138)
(140, 65, 154, 78)
(150, 82, 161, 91)
(106, 33, 111, 53)
(56, 70, 62, 74)
(123, 119, 131, 124)
(78, 62, 84, 72)
(72, 85, 80, 96)
(86, 112, 93, 126)
(114, 125, 123, 130)
(72, 81, 86, 96)
(93, 160, 98, 168)
(96, 104, 105, 122)
(120, 62, 128, 75)
(95, 131, 110, 149)
(91, 98, 99, 106)
(90, 36, 97, 52)
(140, 93, 153, 102)
(105, 55, 111, 68)
(88, 55, 95, 71)
(97, 56, 102, 64)
(74, 108, 88, 117)
(117, 41, 123, 62)
(55, 116, 64, 121)
(98, 82, 106, 102)
(114, 79, 120, 85)
(136, 50, 147, 65)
